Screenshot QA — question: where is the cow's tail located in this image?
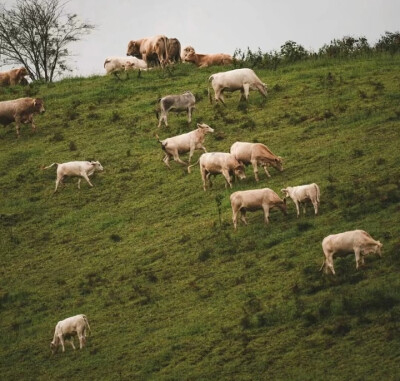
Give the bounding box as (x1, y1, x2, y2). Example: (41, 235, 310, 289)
(208, 75, 214, 104)
(187, 158, 200, 174)
(155, 134, 167, 151)
(82, 314, 91, 336)
(41, 163, 58, 170)
(163, 36, 169, 64)
(314, 183, 320, 203)
(104, 58, 110, 68)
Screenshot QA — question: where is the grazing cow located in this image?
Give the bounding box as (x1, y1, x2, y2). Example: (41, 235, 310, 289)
(0, 67, 29, 86)
(181, 45, 233, 68)
(42, 161, 104, 193)
(320, 230, 383, 275)
(157, 91, 196, 128)
(167, 38, 181, 63)
(281, 183, 320, 217)
(50, 314, 91, 354)
(230, 188, 287, 230)
(192, 152, 246, 191)
(159, 123, 214, 170)
(230, 141, 283, 181)
(104, 56, 148, 78)
(126, 35, 169, 67)
(209, 68, 267, 104)
(0, 97, 45, 137)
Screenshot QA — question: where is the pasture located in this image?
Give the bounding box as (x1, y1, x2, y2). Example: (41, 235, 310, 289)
(1, 54, 400, 380)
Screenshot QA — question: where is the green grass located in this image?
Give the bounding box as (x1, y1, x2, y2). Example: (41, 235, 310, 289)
(1, 54, 400, 380)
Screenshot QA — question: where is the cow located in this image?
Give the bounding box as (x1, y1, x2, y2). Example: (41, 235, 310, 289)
(208, 68, 267, 105)
(0, 97, 45, 137)
(0, 67, 29, 86)
(104, 56, 148, 79)
(157, 91, 196, 128)
(167, 38, 181, 63)
(320, 230, 383, 275)
(181, 45, 233, 68)
(230, 188, 287, 230)
(191, 152, 246, 191)
(42, 161, 104, 193)
(50, 314, 91, 354)
(159, 123, 214, 170)
(281, 183, 320, 217)
(126, 35, 169, 67)
(230, 141, 283, 181)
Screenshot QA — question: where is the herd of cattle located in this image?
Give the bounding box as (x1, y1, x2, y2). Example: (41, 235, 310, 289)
(0, 34, 383, 354)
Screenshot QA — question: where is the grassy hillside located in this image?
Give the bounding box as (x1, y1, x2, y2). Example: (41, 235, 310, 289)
(1, 54, 400, 380)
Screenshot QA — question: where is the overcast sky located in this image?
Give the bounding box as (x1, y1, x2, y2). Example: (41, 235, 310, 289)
(3, 0, 400, 77)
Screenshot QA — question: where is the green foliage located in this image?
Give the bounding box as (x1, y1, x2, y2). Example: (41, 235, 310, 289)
(1, 53, 400, 380)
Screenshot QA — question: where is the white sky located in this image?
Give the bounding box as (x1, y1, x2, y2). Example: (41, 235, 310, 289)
(2, 0, 400, 77)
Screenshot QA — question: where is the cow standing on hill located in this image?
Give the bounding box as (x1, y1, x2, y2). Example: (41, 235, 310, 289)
(0, 67, 29, 86)
(126, 35, 169, 67)
(0, 97, 45, 137)
(157, 91, 196, 128)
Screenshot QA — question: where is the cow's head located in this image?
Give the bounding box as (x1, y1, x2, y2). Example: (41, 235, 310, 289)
(91, 161, 104, 171)
(281, 188, 290, 198)
(278, 197, 288, 215)
(33, 98, 45, 113)
(374, 241, 383, 257)
(181, 46, 195, 62)
(271, 156, 284, 172)
(234, 164, 246, 180)
(50, 341, 58, 354)
(127, 40, 140, 56)
(18, 67, 29, 78)
(197, 123, 214, 134)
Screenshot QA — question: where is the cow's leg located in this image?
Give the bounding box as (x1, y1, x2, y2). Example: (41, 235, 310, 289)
(172, 152, 188, 167)
(302, 202, 306, 215)
(251, 159, 260, 182)
(78, 332, 85, 349)
(294, 200, 300, 218)
(59, 335, 65, 352)
(232, 206, 239, 230)
(243, 84, 250, 100)
(201, 168, 208, 191)
(240, 209, 247, 225)
(14, 116, 21, 137)
(262, 205, 270, 224)
(188, 145, 195, 165)
(54, 176, 63, 193)
(354, 249, 362, 269)
(312, 200, 319, 215)
(187, 107, 193, 124)
(327, 256, 336, 275)
(206, 172, 213, 188)
(262, 164, 271, 178)
(222, 169, 232, 188)
(66, 338, 76, 350)
(81, 172, 94, 187)
(163, 154, 172, 169)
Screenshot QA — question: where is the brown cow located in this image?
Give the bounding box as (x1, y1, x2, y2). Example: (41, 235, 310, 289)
(167, 38, 181, 63)
(181, 46, 232, 68)
(0, 67, 29, 86)
(0, 97, 45, 137)
(126, 35, 169, 67)
(230, 141, 283, 181)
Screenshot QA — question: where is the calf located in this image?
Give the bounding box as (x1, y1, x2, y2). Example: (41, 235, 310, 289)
(230, 188, 287, 230)
(193, 152, 246, 191)
(0, 67, 28, 86)
(159, 123, 214, 170)
(281, 183, 320, 217)
(230, 141, 283, 181)
(157, 91, 196, 128)
(0, 97, 45, 137)
(104, 56, 148, 78)
(43, 160, 104, 193)
(50, 314, 91, 354)
(320, 230, 383, 275)
(182, 46, 232, 68)
(209, 68, 267, 105)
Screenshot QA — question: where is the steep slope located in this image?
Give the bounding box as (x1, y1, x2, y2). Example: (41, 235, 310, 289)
(1, 55, 399, 380)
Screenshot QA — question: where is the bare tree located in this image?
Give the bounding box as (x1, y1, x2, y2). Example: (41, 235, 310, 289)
(0, 0, 94, 82)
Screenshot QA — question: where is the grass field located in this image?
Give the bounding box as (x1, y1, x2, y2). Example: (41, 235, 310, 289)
(1, 54, 400, 380)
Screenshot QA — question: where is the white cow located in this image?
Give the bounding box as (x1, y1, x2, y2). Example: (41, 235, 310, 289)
(104, 56, 147, 78)
(208, 68, 267, 104)
(320, 230, 383, 275)
(192, 152, 246, 191)
(159, 123, 214, 170)
(230, 188, 287, 230)
(281, 183, 320, 217)
(42, 161, 104, 193)
(50, 314, 91, 354)
(230, 141, 283, 181)
(157, 91, 196, 128)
